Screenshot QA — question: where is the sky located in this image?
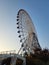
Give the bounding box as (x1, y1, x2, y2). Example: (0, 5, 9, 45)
(0, 0, 49, 53)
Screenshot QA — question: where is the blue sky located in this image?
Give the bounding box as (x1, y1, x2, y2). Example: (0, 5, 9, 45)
(0, 0, 49, 52)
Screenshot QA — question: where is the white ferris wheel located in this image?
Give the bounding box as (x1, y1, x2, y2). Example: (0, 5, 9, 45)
(16, 9, 41, 55)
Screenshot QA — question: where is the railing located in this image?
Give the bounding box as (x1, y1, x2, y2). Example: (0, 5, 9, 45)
(0, 50, 16, 55)
(0, 50, 16, 60)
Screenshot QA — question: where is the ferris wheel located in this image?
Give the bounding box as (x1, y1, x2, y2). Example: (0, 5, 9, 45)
(16, 9, 41, 55)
